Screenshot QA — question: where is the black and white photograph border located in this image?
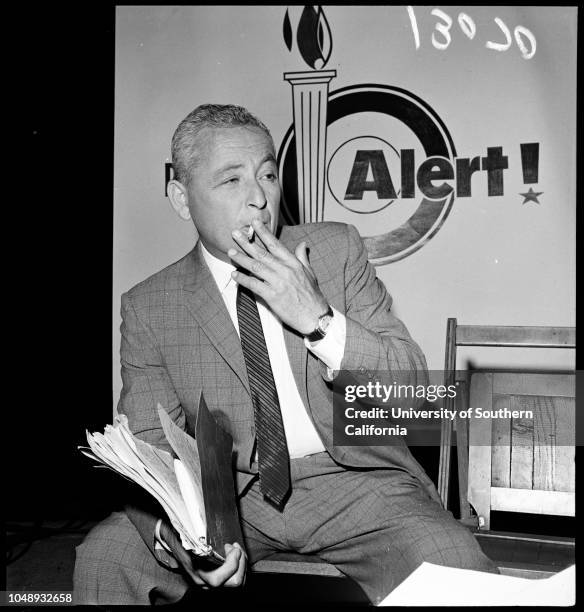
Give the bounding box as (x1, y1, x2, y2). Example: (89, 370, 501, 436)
(6, 4, 578, 607)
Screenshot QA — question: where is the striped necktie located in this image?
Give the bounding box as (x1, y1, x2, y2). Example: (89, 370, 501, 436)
(236, 284, 291, 509)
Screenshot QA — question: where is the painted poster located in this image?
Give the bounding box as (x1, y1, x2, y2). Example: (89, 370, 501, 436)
(115, 6, 576, 391)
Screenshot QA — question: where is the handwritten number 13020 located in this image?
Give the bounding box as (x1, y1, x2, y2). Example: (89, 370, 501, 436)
(407, 7, 536, 59)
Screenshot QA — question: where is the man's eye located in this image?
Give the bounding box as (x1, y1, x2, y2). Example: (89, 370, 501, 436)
(262, 173, 277, 181)
(224, 177, 239, 185)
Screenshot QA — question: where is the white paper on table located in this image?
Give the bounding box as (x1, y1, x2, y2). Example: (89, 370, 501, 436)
(378, 562, 575, 606)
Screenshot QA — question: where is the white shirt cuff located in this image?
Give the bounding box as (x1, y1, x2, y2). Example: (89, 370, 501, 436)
(304, 306, 346, 376)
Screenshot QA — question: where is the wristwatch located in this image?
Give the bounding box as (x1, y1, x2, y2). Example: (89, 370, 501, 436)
(306, 305, 334, 342)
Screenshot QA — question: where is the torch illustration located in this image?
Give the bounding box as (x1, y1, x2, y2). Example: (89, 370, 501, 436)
(283, 6, 336, 224)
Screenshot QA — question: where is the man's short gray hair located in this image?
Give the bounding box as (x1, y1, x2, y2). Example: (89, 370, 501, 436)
(171, 104, 274, 185)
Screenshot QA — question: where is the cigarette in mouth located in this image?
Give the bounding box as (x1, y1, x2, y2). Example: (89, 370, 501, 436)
(246, 226, 255, 241)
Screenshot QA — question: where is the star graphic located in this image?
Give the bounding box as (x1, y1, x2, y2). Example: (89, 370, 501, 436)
(520, 187, 543, 204)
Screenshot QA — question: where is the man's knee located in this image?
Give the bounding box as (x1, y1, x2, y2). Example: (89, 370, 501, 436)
(74, 511, 187, 605)
(74, 512, 141, 604)
(409, 513, 499, 574)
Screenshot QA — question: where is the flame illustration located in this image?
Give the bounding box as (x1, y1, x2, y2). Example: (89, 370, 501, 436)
(283, 9, 293, 51)
(283, 5, 333, 70)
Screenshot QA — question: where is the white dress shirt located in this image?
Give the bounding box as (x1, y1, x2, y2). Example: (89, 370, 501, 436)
(201, 242, 346, 459)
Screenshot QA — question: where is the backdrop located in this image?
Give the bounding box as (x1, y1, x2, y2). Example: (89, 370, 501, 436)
(114, 5, 576, 409)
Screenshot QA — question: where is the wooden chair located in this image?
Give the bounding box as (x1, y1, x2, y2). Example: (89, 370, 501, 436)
(467, 371, 575, 529)
(439, 319, 575, 577)
(439, 319, 575, 517)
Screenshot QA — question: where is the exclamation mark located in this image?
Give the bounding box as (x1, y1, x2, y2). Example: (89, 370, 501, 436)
(520, 143, 539, 184)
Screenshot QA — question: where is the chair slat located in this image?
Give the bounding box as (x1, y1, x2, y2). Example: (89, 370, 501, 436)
(490, 396, 511, 488)
(456, 325, 575, 348)
(467, 373, 493, 529)
(554, 398, 576, 492)
(490, 488, 575, 516)
(509, 396, 535, 490)
(493, 373, 575, 397)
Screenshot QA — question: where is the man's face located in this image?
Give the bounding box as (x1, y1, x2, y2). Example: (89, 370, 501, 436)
(183, 125, 281, 262)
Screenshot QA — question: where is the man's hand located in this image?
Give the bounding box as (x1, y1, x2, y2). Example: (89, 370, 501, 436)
(159, 521, 246, 589)
(228, 218, 329, 335)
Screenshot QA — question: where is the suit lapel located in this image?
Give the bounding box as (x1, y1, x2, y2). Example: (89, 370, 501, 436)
(181, 243, 250, 393)
(179, 229, 312, 404)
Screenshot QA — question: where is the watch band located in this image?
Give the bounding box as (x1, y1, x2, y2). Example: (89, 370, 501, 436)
(306, 305, 334, 342)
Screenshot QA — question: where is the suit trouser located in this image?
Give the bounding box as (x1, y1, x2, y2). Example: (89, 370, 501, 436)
(74, 451, 498, 605)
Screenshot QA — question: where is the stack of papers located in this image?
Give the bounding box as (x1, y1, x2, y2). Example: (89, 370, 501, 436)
(80, 405, 219, 560)
(378, 562, 575, 606)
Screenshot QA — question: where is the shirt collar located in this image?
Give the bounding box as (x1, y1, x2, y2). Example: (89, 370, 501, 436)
(200, 241, 236, 295)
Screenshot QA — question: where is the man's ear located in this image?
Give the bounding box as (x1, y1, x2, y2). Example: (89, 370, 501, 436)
(167, 180, 192, 221)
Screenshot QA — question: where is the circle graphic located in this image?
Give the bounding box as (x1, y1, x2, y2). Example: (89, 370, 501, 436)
(327, 135, 401, 214)
(277, 84, 457, 264)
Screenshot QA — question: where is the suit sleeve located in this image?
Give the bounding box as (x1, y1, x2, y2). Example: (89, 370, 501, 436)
(117, 291, 186, 566)
(337, 224, 429, 391)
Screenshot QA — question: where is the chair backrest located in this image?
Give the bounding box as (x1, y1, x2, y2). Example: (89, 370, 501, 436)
(467, 371, 575, 530)
(438, 319, 575, 512)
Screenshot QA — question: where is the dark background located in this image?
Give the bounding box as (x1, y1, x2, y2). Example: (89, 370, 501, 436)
(6, 4, 116, 524)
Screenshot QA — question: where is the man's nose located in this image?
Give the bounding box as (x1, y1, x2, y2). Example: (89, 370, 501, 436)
(247, 180, 267, 209)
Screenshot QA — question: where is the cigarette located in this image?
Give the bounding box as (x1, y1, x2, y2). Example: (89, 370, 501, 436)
(247, 226, 255, 241)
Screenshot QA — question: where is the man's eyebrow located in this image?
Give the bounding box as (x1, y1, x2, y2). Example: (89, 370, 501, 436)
(212, 154, 277, 180)
(212, 163, 244, 179)
(259, 153, 277, 166)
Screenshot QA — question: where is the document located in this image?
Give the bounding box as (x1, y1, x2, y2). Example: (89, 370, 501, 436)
(80, 396, 243, 563)
(378, 562, 575, 606)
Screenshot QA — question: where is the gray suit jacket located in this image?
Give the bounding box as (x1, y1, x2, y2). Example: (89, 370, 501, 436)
(118, 222, 440, 557)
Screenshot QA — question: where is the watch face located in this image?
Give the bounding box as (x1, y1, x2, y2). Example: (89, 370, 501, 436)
(319, 314, 333, 333)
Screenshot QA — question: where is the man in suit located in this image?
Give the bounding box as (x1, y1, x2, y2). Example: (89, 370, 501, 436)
(74, 104, 498, 605)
